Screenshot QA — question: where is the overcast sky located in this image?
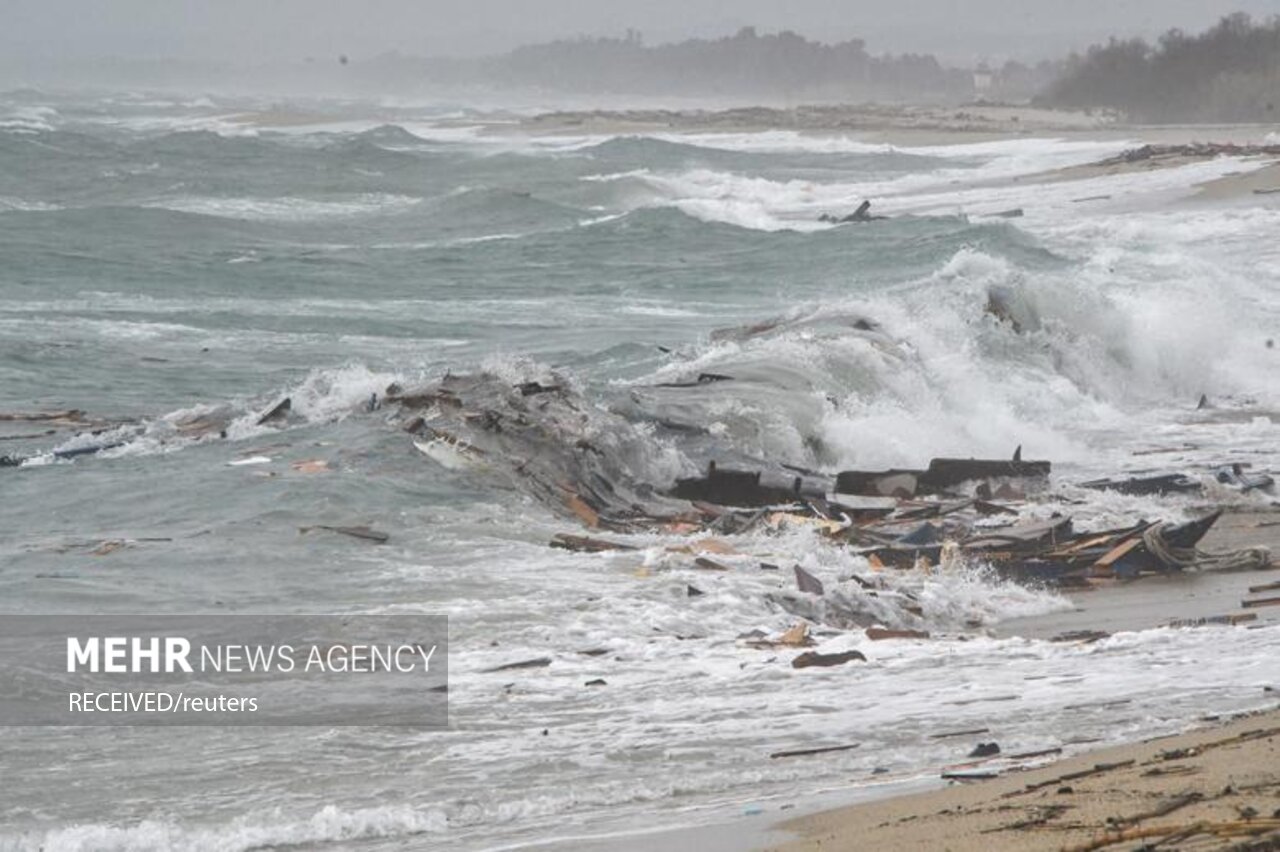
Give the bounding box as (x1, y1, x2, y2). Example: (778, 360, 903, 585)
(4, 0, 1279, 65)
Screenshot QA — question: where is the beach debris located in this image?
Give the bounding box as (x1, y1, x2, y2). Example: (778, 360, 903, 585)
(387, 370, 1276, 609)
(1051, 630, 1111, 643)
(228, 455, 272, 466)
(769, 742, 860, 759)
(819, 199, 887, 224)
(866, 627, 930, 641)
(1249, 580, 1280, 593)
(290, 459, 331, 473)
(92, 539, 128, 556)
(1080, 472, 1200, 496)
(484, 657, 552, 673)
(686, 584, 704, 597)
(584, 678, 606, 687)
(550, 534, 637, 553)
(1167, 614, 1257, 628)
(794, 565, 824, 595)
(256, 397, 292, 426)
(968, 742, 1001, 758)
(942, 770, 1000, 781)
(791, 649, 866, 669)
(779, 622, 813, 647)
(1101, 142, 1280, 167)
(299, 524, 389, 544)
(1242, 595, 1280, 608)
(1216, 463, 1275, 493)
(835, 453, 1049, 498)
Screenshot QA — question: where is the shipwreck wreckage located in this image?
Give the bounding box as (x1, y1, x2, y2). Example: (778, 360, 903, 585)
(385, 371, 1272, 595)
(4, 304, 1274, 630)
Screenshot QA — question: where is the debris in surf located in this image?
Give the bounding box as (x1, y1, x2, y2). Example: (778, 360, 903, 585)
(1166, 614, 1257, 628)
(290, 459, 332, 473)
(819, 199, 887, 224)
(550, 534, 637, 553)
(227, 456, 272, 466)
(484, 657, 552, 673)
(866, 627, 930, 641)
(298, 525, 389, 544)
(769, 742, 860, 759)
(791, 649, 866, 668)
(256, 397, 292, 426)
(1215, 463, 1274, 493)
(1079, 473, 1201, 496)
(794, 565, 825, 595)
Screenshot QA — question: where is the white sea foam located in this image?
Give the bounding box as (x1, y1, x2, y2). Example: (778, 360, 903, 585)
(12, 804, 447, 852)
(144, 193, 423, 222)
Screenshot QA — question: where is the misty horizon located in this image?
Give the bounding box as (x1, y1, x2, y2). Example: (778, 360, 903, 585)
(4, 0, 1279, 70)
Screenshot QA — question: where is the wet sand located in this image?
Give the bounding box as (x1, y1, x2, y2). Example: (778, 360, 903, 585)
(768, 706, 1280, 852)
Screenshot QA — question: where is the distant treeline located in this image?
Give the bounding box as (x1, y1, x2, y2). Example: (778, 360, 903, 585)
(367, 28, 978, 101)
(1039, 14, 1280, 122)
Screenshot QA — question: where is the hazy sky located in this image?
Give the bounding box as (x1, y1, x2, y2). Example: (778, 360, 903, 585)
(4, 0, 1279, 64)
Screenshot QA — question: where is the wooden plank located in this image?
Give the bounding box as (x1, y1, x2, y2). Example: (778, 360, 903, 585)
(1248, 580, 1280, 593)
(770, 743, 859, 759)
(1241, 596, 1280, 609)
(1093, 536, 1142, 569)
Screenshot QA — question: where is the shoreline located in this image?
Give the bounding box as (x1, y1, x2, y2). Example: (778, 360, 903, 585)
(766, 705, 1280, 851)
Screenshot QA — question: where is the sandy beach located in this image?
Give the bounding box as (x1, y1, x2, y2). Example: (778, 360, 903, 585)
(753, 512, 1280, 852)
(769, 706, 1280, 851)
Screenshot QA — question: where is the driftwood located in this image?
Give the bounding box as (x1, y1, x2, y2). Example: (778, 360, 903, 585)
(299, 525, 389, 544)
(769, 742, 860, 759)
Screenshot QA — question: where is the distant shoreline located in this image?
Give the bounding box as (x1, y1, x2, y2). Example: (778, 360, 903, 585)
(510, 103, 1277, 143)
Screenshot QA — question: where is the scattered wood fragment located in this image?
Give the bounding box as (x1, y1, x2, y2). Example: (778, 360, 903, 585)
(550, 534, 636, 553)
(1051, 630, 1111, 643)
(290, 459, 331, 473)
(1111, 792, 1204, 828)
(866, 627, 930, 641)
(299, 525, 389, 544)
(562, 493, 600, 528)
(1248, 581, 1280, 593)
(1064, 698, 1131, 711)
(1167, 613, 1257, 628)
(257, 397, 292, 426)
(0, 409, 85, 423)
(484, 657, 551, 673)
(1060, 819, 1280, 852)
(769, 742, 860, 759)
(1005, 746, 1063, 761)
(1009, 760, 1136, 797)
(794, 564, 824, 595)
(942, 770, 1000, 781)
(792, 650, 866, 669)
(694, 556, 730, 571)
(92, 540, 128, 556)
(1242, 596, 1280, 609)
(779, 622, 813, 647)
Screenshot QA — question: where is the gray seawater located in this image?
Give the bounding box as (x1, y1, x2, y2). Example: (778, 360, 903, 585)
(2, 91, 1279, 851)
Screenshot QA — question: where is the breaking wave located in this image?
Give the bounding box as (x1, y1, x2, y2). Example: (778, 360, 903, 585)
(9, 804, 448, 852)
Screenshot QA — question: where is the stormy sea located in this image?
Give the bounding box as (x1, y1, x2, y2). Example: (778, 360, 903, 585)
(1, 90, 1278, 851)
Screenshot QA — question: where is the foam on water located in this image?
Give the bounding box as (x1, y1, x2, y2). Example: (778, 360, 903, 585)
(143, 193, 424, 222)
(18, 804, 448, 852)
